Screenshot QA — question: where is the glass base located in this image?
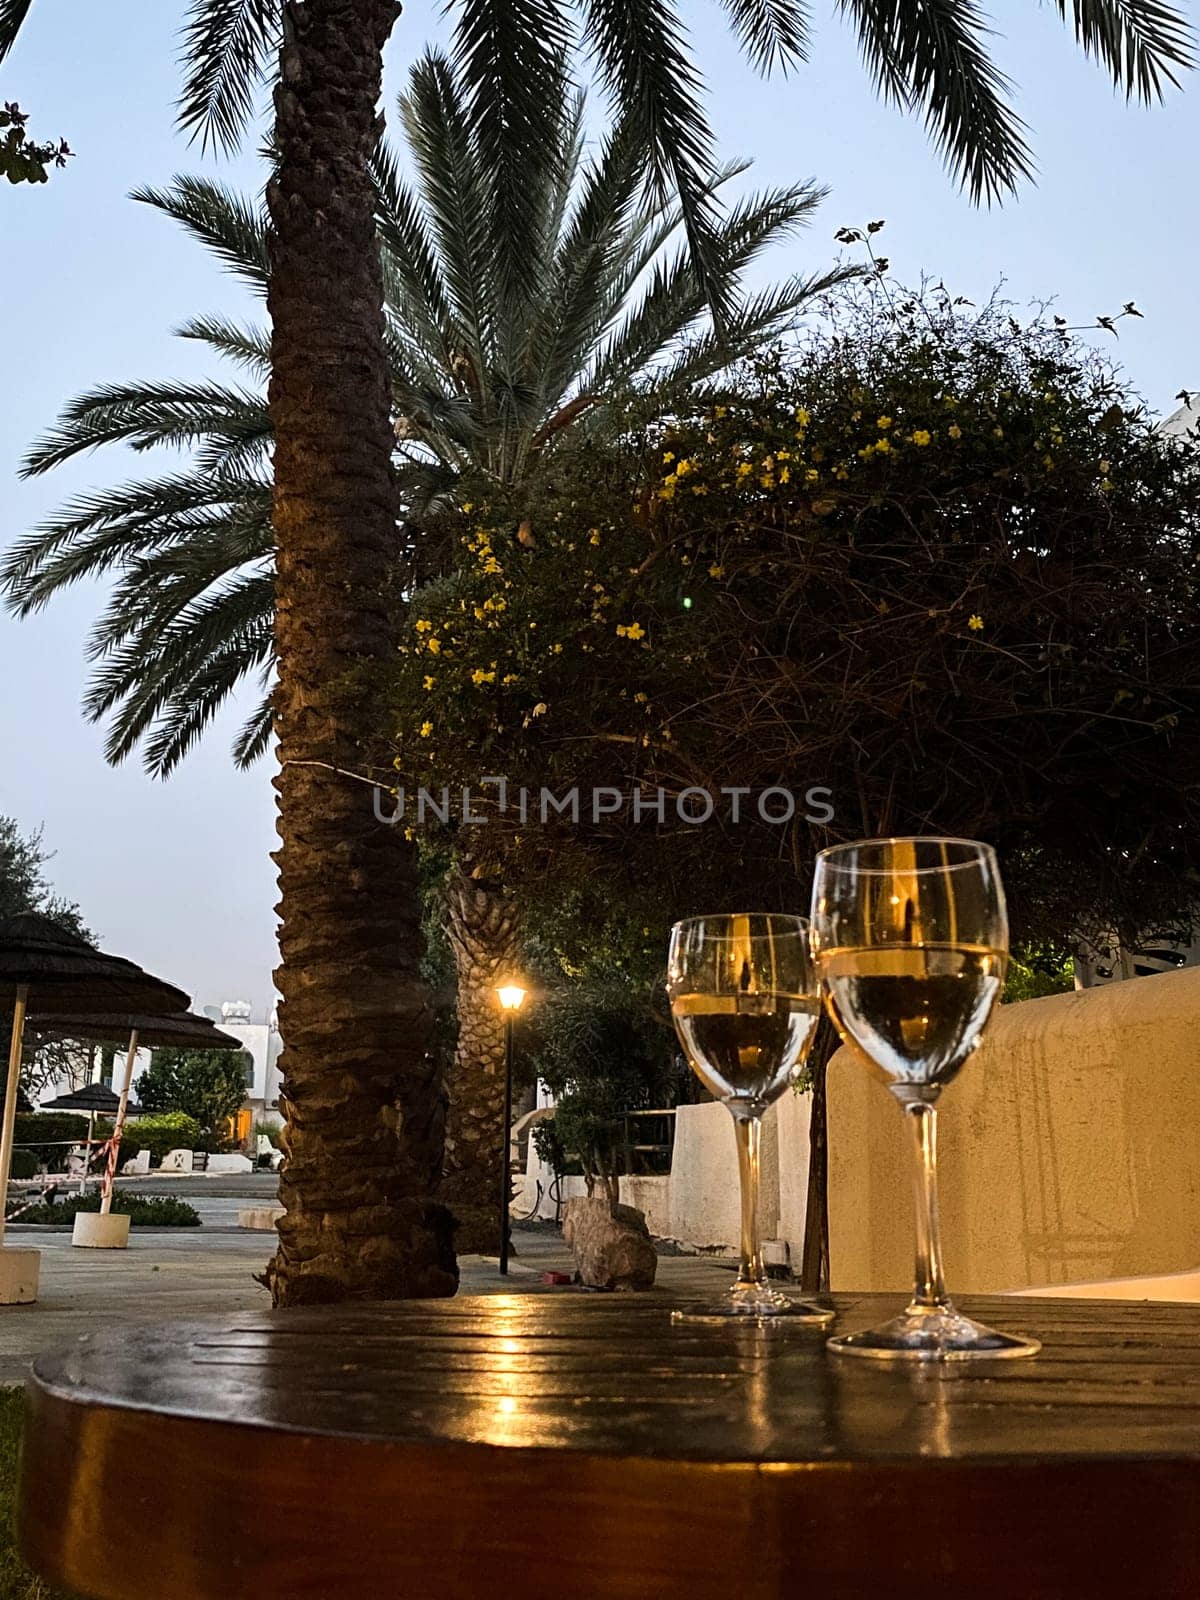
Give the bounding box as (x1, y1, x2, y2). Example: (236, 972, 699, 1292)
(828, 1302, 1040, 1361)
(672, 1284, 835, 1326)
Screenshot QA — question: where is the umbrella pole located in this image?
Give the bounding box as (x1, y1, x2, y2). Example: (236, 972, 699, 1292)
(100, 1028, 138, 1217)
(81, 1111, 95, 1197)
(0, 985, 29, 1249)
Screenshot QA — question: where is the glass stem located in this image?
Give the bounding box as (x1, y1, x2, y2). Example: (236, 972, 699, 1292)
(907, 1103, 949, 1310)
(732, 1112, 766, 1292)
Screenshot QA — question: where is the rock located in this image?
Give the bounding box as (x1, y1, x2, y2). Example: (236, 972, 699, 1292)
(563, 1195, 658, 1290)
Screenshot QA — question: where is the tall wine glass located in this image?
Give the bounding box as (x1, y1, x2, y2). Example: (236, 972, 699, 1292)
(667, 913, 832, 1323)
(810, 838, 1039, 1361)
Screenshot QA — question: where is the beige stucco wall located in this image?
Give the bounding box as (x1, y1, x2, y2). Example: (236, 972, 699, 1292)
(667, 1099, 781, 1251)
(828, 965, 1200, 1293)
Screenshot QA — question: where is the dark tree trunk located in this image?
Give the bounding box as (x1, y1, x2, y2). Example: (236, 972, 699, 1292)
(442, 862, 522, 1254)
(800, 1015, 838, 1294)
(263, 0, 457, 1305)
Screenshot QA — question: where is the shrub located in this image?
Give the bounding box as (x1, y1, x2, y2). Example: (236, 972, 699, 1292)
(113, 1112, 203, 1166)
(13, 1111, 90, 1170)
(16, 1193, 201, 1227)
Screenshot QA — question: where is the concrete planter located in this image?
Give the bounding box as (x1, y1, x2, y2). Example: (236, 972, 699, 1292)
(0, 1247, 40, 1303)
(72, 1212, 131, 1250)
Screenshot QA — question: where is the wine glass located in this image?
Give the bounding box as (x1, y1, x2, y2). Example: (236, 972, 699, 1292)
(667, 913, 832, 1323)
(810, 837, 1039, 1360)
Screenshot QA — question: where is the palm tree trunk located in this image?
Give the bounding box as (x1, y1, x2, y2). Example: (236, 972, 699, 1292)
(263, 0, 457, 1305)
(442, 862, 522, 1254)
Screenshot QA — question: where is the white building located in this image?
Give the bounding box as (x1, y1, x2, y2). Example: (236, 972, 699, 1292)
(204, 1001, 283, 1129)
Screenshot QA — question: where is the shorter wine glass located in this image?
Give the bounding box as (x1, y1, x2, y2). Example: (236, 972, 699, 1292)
(667, 913, 832, 1323)
(810, 837, 1039, 1360)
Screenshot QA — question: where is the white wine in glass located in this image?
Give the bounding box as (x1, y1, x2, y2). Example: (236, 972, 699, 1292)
(811, 839, 1039, 1361)
(667, 914, 832, 1323)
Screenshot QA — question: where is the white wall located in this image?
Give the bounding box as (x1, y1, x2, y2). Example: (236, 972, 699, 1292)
(519, 1090, 811, 1262)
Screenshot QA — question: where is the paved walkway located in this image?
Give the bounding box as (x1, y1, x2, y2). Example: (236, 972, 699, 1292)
(0, 1217, 737, 1383)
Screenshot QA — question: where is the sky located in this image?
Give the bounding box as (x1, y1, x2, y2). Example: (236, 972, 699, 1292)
(2, 2, 1198, 1017)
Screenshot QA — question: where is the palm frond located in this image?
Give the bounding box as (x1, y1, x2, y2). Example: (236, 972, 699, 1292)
(175, 315, 271, 375)
(0, 0, 32, 60)
(1048, 0, 1194, 100)
(133, 177, 270, 293)
(86, 573, 274, 774)
(449, 0, 573, 306)
(714, 0, 810, 72)
(372, 135, 456, 367)
(581, 0, 729, 323)
(400, 51, 495, 404)
(20, 380, 268, 475)
(176, 0, 281, 153)
(839, 0, 1031, 202)
(3, 476, 270, 613)
(233, 688, 275, 767)
(588, 180, 828, 392)
(644, 265, 856, 394)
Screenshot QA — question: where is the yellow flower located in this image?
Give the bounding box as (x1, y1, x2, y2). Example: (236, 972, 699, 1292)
(461, 501, 474, 514)
(662, 451, 676, 464)
(414, 619, 432, 633)
(552, 642, 563, 654)
(419, 721, 433, 737)
(691, 483, 709, 495)
(589, 528, 602, 545)
(426, 637, 442, 654)
(967, 614, 984, 632)
(804, 467, 820, 483)
(948, 424, 963, 440)
(1043, 455, 1055, 471)
(471, 668, 496, 686)
(634, 692, 648, 704)
(876, 415, 893, 430)
(502, 674, 518, 686)
(736, 461, 753, 478)
(474, 605, 487, 621)
(874, 437, 892, 455)
(674, 458, 694, 477)
(617, 622, 646, 641)
(911, 429, 932, 447)
(422, 675, 435, 691)
(714, 405, 728, 419)
(795, 406, 811, 426)
(658, 483, 677, 501)
(778, 466, 790, 484)
(532, 702, 548, 717)
(708, 564, 725, 579)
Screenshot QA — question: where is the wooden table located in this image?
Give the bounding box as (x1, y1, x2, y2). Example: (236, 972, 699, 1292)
(18, 1293, 1200, 1599)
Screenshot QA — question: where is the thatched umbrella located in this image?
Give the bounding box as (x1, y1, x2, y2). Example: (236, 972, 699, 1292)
(34, 1012, 241, 1228)
(0, 913, 188, 1286)
(38, 1082, 133, 1197)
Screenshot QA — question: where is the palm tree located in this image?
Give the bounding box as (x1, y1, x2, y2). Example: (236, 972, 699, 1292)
(5, 62, 830, 772)
(5, 49, 836, 1253)
(2, 0, 1192, 1305)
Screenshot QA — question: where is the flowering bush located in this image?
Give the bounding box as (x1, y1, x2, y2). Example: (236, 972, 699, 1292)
(392, 283, 1200, 948)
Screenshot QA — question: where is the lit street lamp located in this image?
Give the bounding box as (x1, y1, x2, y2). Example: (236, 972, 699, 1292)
(496, 981, 528, 1276)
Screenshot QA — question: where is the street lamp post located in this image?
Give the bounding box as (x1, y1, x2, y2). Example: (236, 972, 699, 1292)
(496, 982, 528, 1276)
